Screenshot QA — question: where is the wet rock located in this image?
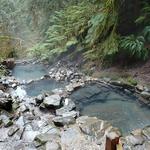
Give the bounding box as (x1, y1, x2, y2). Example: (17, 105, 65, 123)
(53, 116, 75, 127)
(43, 94, 62, 108)
(46, 141, 61, 150)
(142, 126, 150, 140)
(141, 91, 150, 100)
(8, 125, 20, 136)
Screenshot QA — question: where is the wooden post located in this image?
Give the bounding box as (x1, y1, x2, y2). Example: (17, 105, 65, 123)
(105, 136, 120, 150)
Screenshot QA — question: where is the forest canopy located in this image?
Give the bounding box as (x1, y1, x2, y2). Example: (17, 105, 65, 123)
(0, 0, 150, 64)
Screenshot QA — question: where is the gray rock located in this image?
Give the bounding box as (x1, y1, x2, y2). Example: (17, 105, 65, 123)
(61, 127, 100, 150)
(142, 126, 150, 140)
(8, 125, 20, 136)
(143, 141, 150, 150)
(136, 84, 144, 92)
(56, 99, 76, 116)
(34, 133, 60, 147)
(141, 91, 150, 100)
(53, 116, 75, 126)
(125, 135, 144, 146)
(46, 141, 61, 150)
(43, 94, 62, 108)
(0, 115, 13, 127)
(35, 94, 44, 104)
(62, 111, 79, 118)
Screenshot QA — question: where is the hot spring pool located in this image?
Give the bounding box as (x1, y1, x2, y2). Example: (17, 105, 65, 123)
(12, 63, 48, 81)
(70, 83, 150, 134)
(25, 79, 66, 97)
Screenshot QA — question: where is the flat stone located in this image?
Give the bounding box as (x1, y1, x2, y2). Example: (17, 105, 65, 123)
(8, 125, 20, 136)
(43, 94, 62, 108)
(53, 116, 75, 126)
(62, 111, 79, 118)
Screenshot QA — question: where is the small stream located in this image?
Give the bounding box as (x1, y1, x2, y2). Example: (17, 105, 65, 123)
(12, 63, 150, 135)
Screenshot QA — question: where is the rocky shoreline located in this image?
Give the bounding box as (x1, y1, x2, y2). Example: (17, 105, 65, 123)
(0, 59, 149, 150)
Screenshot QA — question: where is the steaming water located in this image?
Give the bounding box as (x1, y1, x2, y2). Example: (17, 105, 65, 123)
(12, 63, 47, 81)
(12, 63, 66, 97)
(71, 84, 150, 134)
(12, 63, 150, 134)
(25, 79, 66, 97)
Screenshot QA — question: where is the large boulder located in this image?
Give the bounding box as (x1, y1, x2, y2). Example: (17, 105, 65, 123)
(43, 94, 62, 109)
(61, 127, 100, 150)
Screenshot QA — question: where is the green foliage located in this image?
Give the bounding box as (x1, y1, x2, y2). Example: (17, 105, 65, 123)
(119, 35, 149, 60)
(143, 26, 150, 42)
(84, 32, 118, 61)
(135, 1, 150, 25)
(84, 0, 119, 61)
(30, 1, 97, 61)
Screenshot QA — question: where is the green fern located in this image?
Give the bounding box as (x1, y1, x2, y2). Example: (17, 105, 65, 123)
(135, 2, 150, 25)
(143, 26, 150, 42)
(119, 35, 149, 60)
